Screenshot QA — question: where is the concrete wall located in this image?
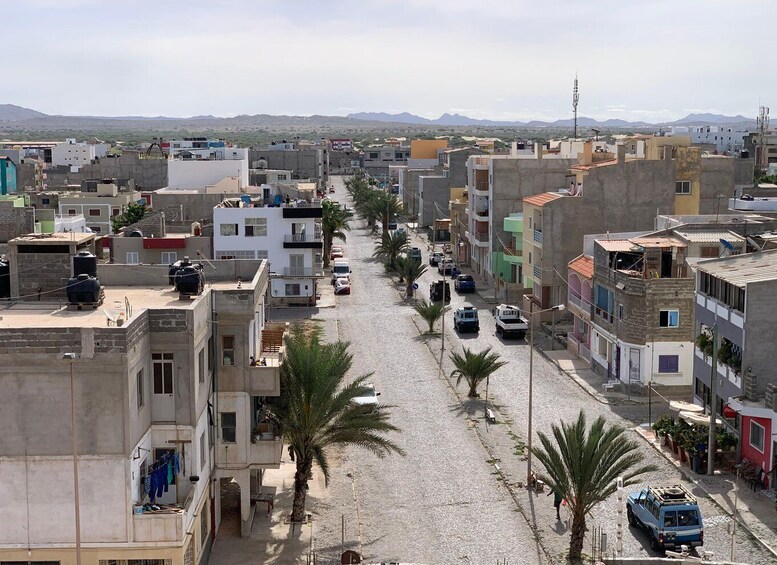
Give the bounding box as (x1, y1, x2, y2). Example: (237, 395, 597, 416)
(410, 139, 448, 159)
(0, 201, 35, 242)
(698, 156, 755, 214)
(743, 279, 777, 395)
(248, 148, 326, 188)
(168, 159, 249, 190)
(111, 235, 212, 264)
(97, 259, 265, 286)
(81, 152, 168, 191)
(418, 175, 449, 226)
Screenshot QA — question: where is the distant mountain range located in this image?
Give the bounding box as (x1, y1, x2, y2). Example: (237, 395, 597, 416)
(0, 103, 757, 130)
(346, 111, 755, 128)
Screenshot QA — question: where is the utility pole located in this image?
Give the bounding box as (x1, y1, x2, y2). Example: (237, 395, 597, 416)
(527, 301, 535, 485)
(708, 324, 718, 476)
(757, 105, 770, 171)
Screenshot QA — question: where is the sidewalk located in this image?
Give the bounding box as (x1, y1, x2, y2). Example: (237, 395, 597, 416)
(634, 425, 777, 559)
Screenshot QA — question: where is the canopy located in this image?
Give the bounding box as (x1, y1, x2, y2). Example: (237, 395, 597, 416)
(679, 410, 723, 426)
(669, 401, 704, 413)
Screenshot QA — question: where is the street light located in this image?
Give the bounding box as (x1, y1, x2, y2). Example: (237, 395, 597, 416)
(526, 302, 565, 486)
(63, 352, 82, 565)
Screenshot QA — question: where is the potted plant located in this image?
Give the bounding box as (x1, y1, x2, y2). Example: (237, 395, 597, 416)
(696, 331, 714, 359)
(652, 415, 672, 440)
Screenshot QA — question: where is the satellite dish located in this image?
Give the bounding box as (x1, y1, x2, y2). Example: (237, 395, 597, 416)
(747, 237, 765, 252)
(719, 239, 734, 251)
(103, 309, 120, 325)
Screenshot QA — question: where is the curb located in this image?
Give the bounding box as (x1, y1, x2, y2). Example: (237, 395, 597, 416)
(637, 429, 777, 560)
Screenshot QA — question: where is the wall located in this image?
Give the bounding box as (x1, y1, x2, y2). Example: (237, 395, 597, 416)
(743, 279, 777, 395)
(248, 148, 325, 188)
(674, 146, 701, 215)
(0, 201, 35, 242)
(418, 175, 450, 226)
(80, 152, 168, 190)
(111, 235, 212, 264)
(698, 156, 754, 214)
(740, 415, 771, 474)
(410, 139, 448, 160)
(168, 159, 249, 189)
(0, 157, 17, 194)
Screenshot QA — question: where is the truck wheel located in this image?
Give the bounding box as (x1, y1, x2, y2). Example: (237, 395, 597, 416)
(627, 507, 637, 527)
(496, 325, 501, 335)
(650, 533, 660, 552)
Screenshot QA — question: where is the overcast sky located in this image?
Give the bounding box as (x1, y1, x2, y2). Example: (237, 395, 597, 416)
(4, 0, 773, 122)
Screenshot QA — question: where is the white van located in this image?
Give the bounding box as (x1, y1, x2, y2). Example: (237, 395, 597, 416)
(331, 258, 351, 283)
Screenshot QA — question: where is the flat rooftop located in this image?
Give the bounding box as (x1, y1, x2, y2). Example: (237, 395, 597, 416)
(697, 249, 777, 287)
(10, 232, 94, 245)
(0, 286, 200, 329)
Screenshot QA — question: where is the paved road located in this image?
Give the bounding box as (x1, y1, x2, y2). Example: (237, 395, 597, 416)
(306, 176, 770, 564)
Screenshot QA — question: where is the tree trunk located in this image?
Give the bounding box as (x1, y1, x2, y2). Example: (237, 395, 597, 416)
(406, 282, 414, 298)
(468, 382, 479, 397)
(569, 509, 586, 560)
(323, 235, 331, 268)
(290, 457, 312, 523)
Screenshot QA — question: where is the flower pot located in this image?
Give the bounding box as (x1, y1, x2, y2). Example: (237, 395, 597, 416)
(671, 438, 679, 454)
(663, 434, 671, 447)
(692, 455, 704, 474)
(679, 447, 687, 463)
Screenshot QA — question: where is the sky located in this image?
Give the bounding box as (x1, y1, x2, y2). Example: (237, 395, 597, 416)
(3, 0, 774, 122)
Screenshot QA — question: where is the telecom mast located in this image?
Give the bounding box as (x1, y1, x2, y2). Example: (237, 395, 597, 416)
(757, 105, 770, 170)
(572, 75, 580, 139)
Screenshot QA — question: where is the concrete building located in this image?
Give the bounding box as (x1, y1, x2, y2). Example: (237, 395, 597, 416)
(362, 145, 410, 176)
(0, 155, 17, 195)
(0, 249, 283, 564)
(213, 196, 324, 306)
(45, 151, 169, 192)
(168, 156, 249, 190)
(668, 125, 750, 154)
(328, 138, 353, 151)
(110, 221, 212, 265)
(249, 144, 328, 189)
(51, 139, 108, 168)
(54, 178, 142, 235)
(567, 253, 594, 364)
(693, 250, 777, 485)
(449, 187, 469, 265)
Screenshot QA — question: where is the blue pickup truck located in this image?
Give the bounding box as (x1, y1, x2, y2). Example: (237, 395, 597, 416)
(454, 274, 476, 293)
(627, 485, 703, 552)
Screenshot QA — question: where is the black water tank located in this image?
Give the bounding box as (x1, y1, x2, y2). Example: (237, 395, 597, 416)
(128, 230, 143, 238)
(73, 251, 97, 277)
(740, 149, 750, 159)
(0, 260, 9, 299)
(175, 265, 204, 296)
(67, 274, 102, 304)
(168, 257, 193, 285)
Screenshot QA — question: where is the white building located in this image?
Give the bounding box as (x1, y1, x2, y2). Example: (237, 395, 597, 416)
(668, 125, 750, 154)
(51, 139, 96, 168)
(213, 196, 324, 305)
(168, 157, 249, 190)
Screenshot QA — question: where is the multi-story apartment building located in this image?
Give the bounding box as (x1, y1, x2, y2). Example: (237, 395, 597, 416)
(567, 253, 594, 364)
(693, 250, 777, 486)
(213, 196, 324, 306)
(449, 187, 469, 265)
(249, 143, 328, 189)
(328, 138, 353, 151)
(0, 233, 283, 564)
(362, 145, 411, 176)
(667, 125, 750, 154)
(168, 152, 249, 190)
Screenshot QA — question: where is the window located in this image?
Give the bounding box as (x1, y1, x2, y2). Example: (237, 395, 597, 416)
(675, 181, 691, 194)
(126, 252, 139, 264)
(659, 309, 680, 327)
(207, 335, 214, 371)
(222, 335, 235, 366)
(215, 250, 255, 259)
(750, 420, 765, 452)
(199, 432, 206, 470)
(198, 347, 206, 383)
(152, 353, 174, 394)
(276, 174, 287, 181)
(89, 208, 101, 216)
(112, 207, 121, 217)
(256, 250, 269, 260)
(220, 223, 238, 236)
(67, 208, 77, 215)
(221, 412, 237, 443)
(285, 283, 301, 296)
(618, 303, 624, 320)
(700, 246, 719, 258)
(90, 225, 102, 233)
(136, 369, 144, 410)
(369, 152, 379, 159)
(658, 355, 679, 373)
(160, 252, 177, 264)
(244, 217, 267, 236)
(41, 198, 50, 205)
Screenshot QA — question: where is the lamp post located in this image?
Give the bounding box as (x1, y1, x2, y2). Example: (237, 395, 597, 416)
(526, 302, 565, 486)
(63, 352, 82, 565)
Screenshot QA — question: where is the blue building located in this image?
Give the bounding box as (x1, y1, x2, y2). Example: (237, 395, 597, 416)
(0, 157, 17, 195)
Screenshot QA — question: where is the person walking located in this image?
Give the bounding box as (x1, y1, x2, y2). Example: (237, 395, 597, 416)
(548, 487, 563, 521)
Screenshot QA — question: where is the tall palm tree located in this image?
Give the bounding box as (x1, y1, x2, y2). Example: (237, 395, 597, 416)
(531, 410, 656, 560)
(449, 346, 507, 398)
(394, 255, 427, 297)
(322, 200, 352, 268)
(269, 325, 404, 522)
(367, 191, 404, 237)
(413, 298, 447, 333)
(373, 231, 409, 271)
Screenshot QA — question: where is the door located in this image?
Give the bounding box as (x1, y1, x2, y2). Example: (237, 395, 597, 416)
(289, 254, 305, 276)
(152, 353, 175, 421)
(629, 348, 641, 384)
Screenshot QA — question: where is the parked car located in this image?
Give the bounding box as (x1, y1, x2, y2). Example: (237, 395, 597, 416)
(329, 186, 335, 194)
(408, 247, 423, 263)
(627, 485, 703, 552)
(437, 258, 455, 275)
(330, 245, 344, 260)
(454, 274, 476, 293)
(353, 383, 380, 411)
(429, 251, 444, 266)
(430, 280, 451, 303)
(334, 277, 351, 295)
(453, 306, 479, 333)
(331, 258, 351, 283)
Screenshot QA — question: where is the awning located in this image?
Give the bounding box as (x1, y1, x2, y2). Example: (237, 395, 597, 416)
(680, 410, 723, 426)
(669, 401, 704, 413)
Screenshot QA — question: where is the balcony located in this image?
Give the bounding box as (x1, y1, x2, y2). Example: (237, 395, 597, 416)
(247, 357, 282, 396)
(473, 208, 489, 221)
(132, 488, 194, 543)
(533, 229, 543, 245)
(567, 293, 591, 320)
(283, 266, 325, 277)
(282, 201, 323, 219)
(250, 435, 284, 467)
(533, 265, 542, 279)
(283, 234, 323, 249)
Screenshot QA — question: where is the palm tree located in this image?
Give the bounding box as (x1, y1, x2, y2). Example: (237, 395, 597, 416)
(269, 325, 404, 523)
(373, 231, 409, 271)
(366, 191, 404, 237)
(413, 298, 447, 333)
(449, 346, 507, 398)
(531, 410, 657, 560)
(395, 255, 427, 297)
(322, 200, 352, 268)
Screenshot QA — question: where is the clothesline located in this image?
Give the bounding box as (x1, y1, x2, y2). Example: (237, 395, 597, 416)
(143, 450, 181, 504)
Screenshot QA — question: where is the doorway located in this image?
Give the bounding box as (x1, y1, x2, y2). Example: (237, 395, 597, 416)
(152, 353, 175, 421)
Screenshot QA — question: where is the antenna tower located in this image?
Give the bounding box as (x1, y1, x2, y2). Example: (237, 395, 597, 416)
(757, 105, 770, 170)
(572, 75, 580, 139)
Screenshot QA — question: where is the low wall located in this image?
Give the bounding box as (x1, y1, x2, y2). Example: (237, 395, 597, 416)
(98, 259, 266, 286)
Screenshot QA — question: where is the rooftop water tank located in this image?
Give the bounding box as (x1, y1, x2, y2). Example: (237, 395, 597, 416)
(175, 264, 204, 296)
(66, 273, 102, 305)
(73, 250, 97, 278)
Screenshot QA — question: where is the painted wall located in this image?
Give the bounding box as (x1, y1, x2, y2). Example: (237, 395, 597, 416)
(740, 415, 771, 480)
(168, 158, 249, 190)
(410, 139, 448, 160)
(0, 157, 17, 194)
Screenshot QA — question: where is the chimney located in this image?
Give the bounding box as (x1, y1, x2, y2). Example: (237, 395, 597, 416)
(534, 143, 543, 160)
(582, 141, 593, 165)
(616, 143, 626, 164)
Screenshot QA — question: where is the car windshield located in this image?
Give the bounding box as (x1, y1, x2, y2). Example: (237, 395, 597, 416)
(333, 266, 349, 273)
(459, 275, 473, 281)
(676, 509, 699, 527)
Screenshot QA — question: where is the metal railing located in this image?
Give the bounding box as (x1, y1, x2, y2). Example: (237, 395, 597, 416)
(474, 231, 489, 242)
(533, 265, 542, 279)
(283, 267, 324, 276)
(284, 234, 322, 243)
(568, 293, 585, 310)
(533, 229, 543, 244)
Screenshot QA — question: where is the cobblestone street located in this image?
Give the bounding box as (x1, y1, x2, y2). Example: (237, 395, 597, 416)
(269, 176, 773, 564)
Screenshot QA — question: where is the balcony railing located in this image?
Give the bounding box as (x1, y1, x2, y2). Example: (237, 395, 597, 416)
(533, 229, 543, 244)
(474, 231, 489, 242)
(247, 357, 282, 396)
(474, 180, 489, 192)
(474, 208, 489, 218)
(284, 234, 322, 243)
(132, 487, 194, 543)
(533, 265, 542, 279)
(250, 436, 284, 466)
(283, 266, 324, 277)
(568, 293, 585, 311)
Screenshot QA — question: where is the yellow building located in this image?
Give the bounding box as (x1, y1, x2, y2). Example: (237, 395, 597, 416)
(410, 139, 448, 160)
